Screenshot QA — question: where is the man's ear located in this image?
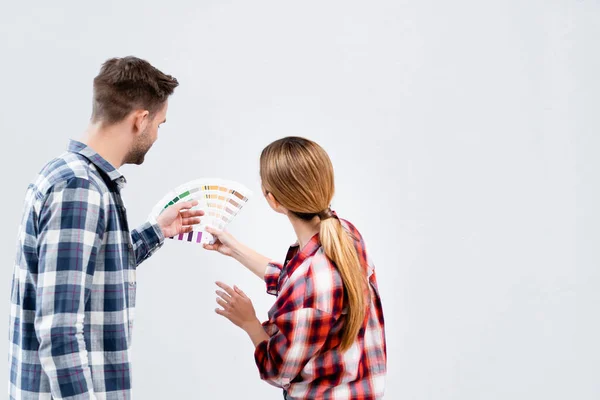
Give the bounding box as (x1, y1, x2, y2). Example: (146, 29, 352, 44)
(132, 109, 150, 135)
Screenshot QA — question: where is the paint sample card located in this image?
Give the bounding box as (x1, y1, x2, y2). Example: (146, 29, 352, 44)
(149, 178, 252, 245)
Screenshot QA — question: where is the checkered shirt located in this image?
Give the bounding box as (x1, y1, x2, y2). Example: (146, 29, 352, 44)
(8, 140, 164, 399)
(256, 217, 387, 399)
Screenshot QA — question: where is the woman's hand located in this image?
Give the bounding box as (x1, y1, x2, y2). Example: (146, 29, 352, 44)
(203, 227, 241, 257)
(204, 227, 272, 281)
(214, 282, 270, 346)
(215, 282, 258, 330)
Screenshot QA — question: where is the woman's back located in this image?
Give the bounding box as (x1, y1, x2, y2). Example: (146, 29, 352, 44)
(258, 217, 387, 399)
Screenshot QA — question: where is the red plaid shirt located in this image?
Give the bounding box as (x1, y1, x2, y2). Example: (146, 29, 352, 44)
(254, 217, 387, 399)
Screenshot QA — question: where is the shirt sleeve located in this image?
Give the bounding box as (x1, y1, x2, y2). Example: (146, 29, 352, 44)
(130, 215, 164, 266)
(35, 177, 104, 399)
(254, 307, 335, 389)
(264, 261, 283, 296)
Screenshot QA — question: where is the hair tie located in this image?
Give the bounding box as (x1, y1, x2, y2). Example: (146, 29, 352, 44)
(317, 207, 336, 220)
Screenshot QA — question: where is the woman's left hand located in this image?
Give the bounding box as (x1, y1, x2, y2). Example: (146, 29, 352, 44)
(215, 282, 259, 330)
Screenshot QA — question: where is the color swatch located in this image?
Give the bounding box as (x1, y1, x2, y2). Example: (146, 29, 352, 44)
(149, 178, 252, 244)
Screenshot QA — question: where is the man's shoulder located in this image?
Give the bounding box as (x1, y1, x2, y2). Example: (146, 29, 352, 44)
(31, 151, 108, 198)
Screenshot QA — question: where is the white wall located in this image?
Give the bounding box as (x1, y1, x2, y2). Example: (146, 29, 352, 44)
(1, 1, 598, 399)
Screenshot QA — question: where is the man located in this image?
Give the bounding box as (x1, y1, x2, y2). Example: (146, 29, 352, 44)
(8, 56, 203, 399)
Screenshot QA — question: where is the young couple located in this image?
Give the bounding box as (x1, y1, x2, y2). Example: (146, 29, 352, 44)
(8, 56, 387, 400)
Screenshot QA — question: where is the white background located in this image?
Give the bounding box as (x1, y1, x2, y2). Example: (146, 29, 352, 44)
(1, 1, 599, 399)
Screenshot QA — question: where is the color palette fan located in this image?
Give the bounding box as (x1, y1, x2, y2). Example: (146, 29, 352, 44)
(150, 178, 252, 245)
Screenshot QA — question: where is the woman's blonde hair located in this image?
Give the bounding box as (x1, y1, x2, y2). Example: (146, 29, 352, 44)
(260, 136, 368, 351)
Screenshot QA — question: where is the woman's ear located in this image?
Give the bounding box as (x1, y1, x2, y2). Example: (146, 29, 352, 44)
(265, 191, 278, 208)
(265, 191, 287, 215)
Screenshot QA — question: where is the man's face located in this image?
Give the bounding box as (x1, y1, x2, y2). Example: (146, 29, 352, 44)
(125, 101, 168, 165)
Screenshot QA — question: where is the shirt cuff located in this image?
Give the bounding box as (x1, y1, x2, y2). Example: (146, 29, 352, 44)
(253, 338, 270, 373)
(138, 216, 165, 258)
(264, 262, 283, 296)
(147, 214, 165, 244)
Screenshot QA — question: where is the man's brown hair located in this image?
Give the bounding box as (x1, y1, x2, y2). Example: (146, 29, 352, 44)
(91, 56, 179, 125)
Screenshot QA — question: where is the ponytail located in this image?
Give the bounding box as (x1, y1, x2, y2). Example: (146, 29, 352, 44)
(319, 218, 368, 351)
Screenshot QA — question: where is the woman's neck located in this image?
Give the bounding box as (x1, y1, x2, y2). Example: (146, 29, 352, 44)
(288, 213, 321, 249)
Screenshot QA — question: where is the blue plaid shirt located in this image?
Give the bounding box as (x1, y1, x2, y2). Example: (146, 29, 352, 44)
(8, 140, 165, 399)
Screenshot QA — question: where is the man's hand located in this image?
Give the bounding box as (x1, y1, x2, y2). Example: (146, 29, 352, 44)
(156, 200, 204, 238)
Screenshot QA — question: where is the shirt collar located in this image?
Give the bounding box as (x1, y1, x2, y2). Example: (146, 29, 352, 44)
(281, 209, 341, 274)
(281, 232, 322, 281)
(67, 139, 125, 184)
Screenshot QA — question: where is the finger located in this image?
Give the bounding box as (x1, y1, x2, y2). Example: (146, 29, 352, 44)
(233, 285, 247, 298)
(216, 290, 232, 301)
(215, 281, 236, 297)
(203, 243, 224, 252)
(181, 217, 202, 226)
(216, 298, 230, 309)
(215, 308, 230, 318)
(205, 226, 223, 236)
(183, 208, 204, 215)
(180, 210, 205, 218)
(174, 200, 199, 211)
(179, 226, 193, 234)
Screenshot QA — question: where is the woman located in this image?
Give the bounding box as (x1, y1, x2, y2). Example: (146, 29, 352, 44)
(204, 136, 387, 399)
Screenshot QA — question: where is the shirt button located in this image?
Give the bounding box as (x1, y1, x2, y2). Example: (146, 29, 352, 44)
(128, 243, 133, 249)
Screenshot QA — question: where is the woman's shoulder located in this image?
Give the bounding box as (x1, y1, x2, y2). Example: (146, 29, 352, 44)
(337, 216, 376, 278)
(339, 217, 362, 238)
(338, 217, 370, 254)
(302, 248, 345, 314)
